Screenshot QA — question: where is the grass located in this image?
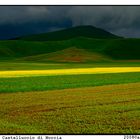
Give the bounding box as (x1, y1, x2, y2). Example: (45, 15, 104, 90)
(0, 72, 140, 93)
(0, 82, 140, 134)
(0, 61, 139, 71)
(1, 38, 140, 61)
(19, 47, 111, 62)
(0, 61, 139, 134)
(0, 62, 140, 134)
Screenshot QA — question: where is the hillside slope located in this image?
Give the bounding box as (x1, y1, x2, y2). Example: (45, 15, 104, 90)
(16, 25, 121, 41)
(19, 47, 111, 62)
(0, 38, 140, 62)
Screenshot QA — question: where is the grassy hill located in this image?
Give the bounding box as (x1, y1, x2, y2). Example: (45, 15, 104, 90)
(16, 25, 121, 41)
(0, 25, 139, 62)
(0, 38, 140, 62)
(19, 47, 111, 62)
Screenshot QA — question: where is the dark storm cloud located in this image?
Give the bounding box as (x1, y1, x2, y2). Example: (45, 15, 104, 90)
(0, 6, 72, 39)
(0, 6, 140, 39)
(0, 6, 71, 24)
(68, 6, 140, 37)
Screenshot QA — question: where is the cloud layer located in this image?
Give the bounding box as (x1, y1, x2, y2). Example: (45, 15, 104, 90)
(0, 6, 140, 39)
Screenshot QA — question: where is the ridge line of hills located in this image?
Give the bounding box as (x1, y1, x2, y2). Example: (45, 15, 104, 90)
(15, 25, 122, 41)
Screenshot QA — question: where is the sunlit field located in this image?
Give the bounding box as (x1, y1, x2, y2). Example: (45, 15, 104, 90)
(0, 67, 140, 78)
(0, 72, 140, 93)
(0, 62, 140, 134)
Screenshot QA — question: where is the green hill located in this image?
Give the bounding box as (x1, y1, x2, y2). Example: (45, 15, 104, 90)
(0, 25, 139, 62)
(19, 47, 111, 62)
(0, 37, 140, 62)
(16, 25, 121, 41)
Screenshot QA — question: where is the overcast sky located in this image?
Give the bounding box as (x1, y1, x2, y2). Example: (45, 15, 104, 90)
(0, 6, 140, 39)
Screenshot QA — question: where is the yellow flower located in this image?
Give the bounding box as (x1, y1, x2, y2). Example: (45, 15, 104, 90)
(0, 67, 140, 78)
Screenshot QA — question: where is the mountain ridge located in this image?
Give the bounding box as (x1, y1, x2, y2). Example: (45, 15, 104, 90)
(16, 25, 122, 41)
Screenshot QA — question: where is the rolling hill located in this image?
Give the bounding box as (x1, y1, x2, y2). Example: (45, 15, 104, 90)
(0, 38, 140, 62)
(0, 26, 139, 62)
(16, 25, 121, 41)
(19, 47, 111, 62)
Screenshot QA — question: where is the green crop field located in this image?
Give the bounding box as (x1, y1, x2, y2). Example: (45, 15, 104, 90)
(0, 61, 140, 71)
(0, 82, 140, 134)
(0, 72, 140, 93)
(0, 63, 140, 134)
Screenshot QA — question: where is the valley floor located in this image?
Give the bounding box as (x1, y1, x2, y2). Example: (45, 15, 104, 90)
(0, 82, 140, 134)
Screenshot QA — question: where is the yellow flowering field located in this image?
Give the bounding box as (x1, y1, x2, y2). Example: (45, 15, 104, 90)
(0, 67, 140, 78)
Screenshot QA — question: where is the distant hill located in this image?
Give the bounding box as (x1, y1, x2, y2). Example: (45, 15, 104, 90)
(16, 25, 121, 41)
